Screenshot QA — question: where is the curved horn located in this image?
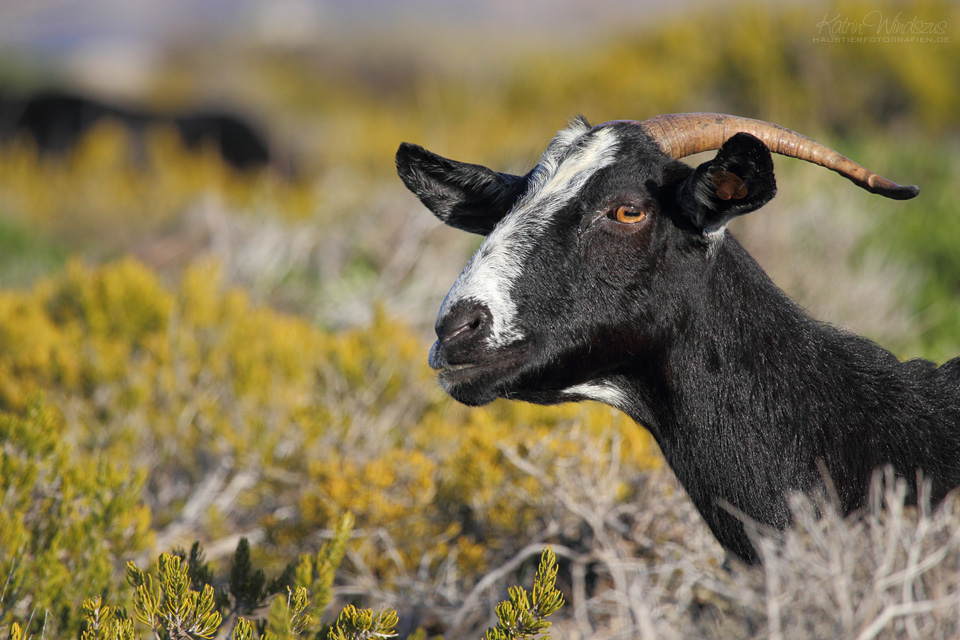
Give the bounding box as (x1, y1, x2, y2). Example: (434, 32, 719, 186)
(639, 113, 919, 200)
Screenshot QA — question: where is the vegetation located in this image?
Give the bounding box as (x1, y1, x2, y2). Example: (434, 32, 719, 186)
(1, 0, 959, 637)
(0, 259, 659, 638)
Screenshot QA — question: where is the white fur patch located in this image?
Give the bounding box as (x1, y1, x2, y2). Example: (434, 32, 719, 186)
(438, 122, 620, 347)
(562, 381, 632, 412)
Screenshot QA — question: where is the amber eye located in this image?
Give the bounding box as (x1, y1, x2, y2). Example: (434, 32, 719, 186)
(613, 205, 646, 224)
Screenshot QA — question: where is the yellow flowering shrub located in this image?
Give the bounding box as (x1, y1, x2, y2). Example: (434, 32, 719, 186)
(0, 259, 662, 594)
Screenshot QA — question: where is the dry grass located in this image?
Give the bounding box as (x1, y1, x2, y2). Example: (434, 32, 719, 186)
(442, 454, 960, 640)
(331, 412, 960, 639)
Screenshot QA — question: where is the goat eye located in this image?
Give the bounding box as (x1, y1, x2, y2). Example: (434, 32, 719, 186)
(612, 205, 646, 224)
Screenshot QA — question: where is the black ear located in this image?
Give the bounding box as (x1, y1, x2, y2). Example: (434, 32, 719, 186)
(396, 142, 528, 235)
(677, 132, 777, 233)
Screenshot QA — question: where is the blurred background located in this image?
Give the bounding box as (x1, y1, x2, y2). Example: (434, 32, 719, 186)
(2, 0, 957, 355)
(1, 0, 959, 637)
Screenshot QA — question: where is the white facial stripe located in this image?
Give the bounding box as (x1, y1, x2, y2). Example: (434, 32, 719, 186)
(440, 123, 620, 347)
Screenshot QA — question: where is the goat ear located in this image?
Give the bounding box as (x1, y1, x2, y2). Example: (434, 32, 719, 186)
(677, 132, 777, 233)
(396, 142, 527, 236)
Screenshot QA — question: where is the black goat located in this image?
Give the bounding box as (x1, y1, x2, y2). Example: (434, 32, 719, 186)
(396, 113, 960, 563)
(0, 89, 272, 172)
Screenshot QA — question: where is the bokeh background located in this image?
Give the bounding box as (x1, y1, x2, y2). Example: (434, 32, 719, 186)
(1, 0, 959, 638)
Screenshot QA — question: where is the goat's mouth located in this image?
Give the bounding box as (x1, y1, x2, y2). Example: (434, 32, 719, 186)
(429, 341, 531, 406)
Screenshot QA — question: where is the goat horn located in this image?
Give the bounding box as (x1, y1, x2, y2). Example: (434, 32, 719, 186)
(639, 113, 919, 200)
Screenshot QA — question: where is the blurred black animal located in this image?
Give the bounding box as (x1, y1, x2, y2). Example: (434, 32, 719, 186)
(397, 113, 960, 564)
(0, 89, 272, 172)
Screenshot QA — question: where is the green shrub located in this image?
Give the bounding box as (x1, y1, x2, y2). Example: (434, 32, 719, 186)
(6, 524, 563, 640)
(0, 397, 152, 638)
(482, 549, 564, 640)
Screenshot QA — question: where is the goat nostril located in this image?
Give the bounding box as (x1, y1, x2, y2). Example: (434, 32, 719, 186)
(436, 303, 491, 346)
(447, 316, 481, 342)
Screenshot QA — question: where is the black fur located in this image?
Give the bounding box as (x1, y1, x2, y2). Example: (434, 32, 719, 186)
(396, 142, 528, 235)
(396, 120, 960, 563)
(678, 132, 777, 231)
